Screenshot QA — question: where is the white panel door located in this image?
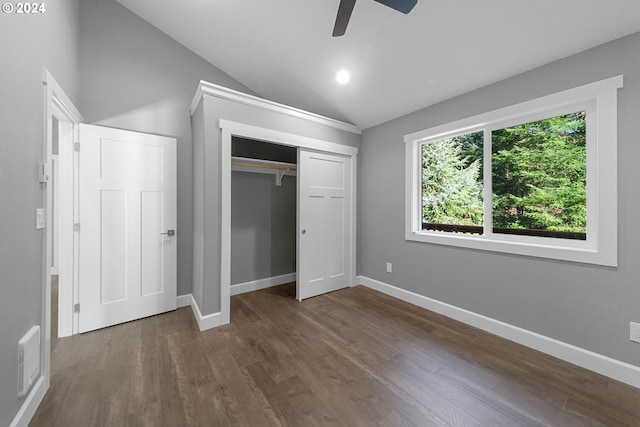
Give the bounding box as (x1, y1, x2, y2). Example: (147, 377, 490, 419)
(78, 124, 177, 333)
(297, 149, 352, 300)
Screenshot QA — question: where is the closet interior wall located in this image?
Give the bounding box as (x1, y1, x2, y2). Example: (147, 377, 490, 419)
(230, 137, 298, 292)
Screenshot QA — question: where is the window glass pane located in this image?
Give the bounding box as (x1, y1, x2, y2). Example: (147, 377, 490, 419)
(421, 131, 484, 234)
(491, 111, 587, 240)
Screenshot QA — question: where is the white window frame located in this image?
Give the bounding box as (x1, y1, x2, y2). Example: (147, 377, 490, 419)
(405, 75, 623, 266)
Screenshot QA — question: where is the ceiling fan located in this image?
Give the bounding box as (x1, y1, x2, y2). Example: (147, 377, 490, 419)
(333, 0, 417, 37)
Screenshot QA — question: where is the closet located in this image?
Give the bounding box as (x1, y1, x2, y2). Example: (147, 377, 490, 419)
(230, 137, 298, 295)
(190, 80, 360, 329)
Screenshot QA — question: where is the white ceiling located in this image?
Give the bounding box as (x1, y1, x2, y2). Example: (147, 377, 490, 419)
(115, 0, 640, 129)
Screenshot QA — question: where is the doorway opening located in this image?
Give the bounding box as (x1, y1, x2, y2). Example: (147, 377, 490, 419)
(230, 137, 298, 298)
(219, 119, 358, 325)
(43, 70, 83, 396)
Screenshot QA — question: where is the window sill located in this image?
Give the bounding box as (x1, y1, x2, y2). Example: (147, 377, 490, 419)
(406, 230, 615, 267)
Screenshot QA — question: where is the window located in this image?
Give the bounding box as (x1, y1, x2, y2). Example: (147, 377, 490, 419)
(405, 76, 622, 266)
(491, 111, 587, 240)
(421, 130, 484, 234)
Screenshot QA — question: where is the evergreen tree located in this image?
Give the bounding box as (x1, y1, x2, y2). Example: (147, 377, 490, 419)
(422, 134, 483, 226)
(491, 111, 586, 233)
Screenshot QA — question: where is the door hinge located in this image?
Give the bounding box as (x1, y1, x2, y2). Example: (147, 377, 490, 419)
(74, 223, 80, 232)
(74, 142, 80, 152)
(38, 163, 51, 183)
(74, 303, 80, 313)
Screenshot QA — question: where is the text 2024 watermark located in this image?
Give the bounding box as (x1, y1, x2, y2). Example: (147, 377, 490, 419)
(2, 3, 46, 14)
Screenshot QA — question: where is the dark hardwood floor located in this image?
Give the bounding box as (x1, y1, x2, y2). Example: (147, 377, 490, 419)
(31, 283, 640, 426)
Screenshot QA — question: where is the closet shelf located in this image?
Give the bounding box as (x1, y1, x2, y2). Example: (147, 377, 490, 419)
(231, 156, 296, 186)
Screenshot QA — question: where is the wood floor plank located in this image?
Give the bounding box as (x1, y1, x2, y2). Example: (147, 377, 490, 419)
(237, 323, 297, 384)
(293, 335, 396, 423)
(250, 318, 303, 355)
(206, 348, 257, 425)
(485, 371, 608, 427)
(207, 346, 287, 426)
(200, 323, 258, 368)
(241, 361, 301, 426)
(563, 394, 637, 427)
(391, 353, 542, 427)
(155, 332, 192, 426)
(277, 374, 346, 426)
(31, 284, 640, 427)
(238, 290, 296, 331)
(230, 295, 262, 327)
(330, 305, 446, 373)
(341, 340, 488, 427)
(376, 409, 418, 427)
(180, 337, 230, 426)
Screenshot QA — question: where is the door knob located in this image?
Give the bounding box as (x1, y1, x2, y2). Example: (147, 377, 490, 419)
(301, 229, 307, 235)
(161, 229, 175, 236)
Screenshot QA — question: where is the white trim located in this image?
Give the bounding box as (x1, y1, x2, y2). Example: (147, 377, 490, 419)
(55, 120, 75, 339)
(72, 123, 81, 335)
(220, 120, 358, 157)
(43, 70, 83, 123)
(190, 295, 222, 331)
(190, 80, 361, 135)
(230, 273, 296, 296)
(179, 294, 222, 331)
(176, 294, 192, 308)
(50, 156, 59, 275)
(404, 75, 622, 266)
(356, 275, 640, 389)
(9, 377, 46, 427)
(221, 126, 232, 326)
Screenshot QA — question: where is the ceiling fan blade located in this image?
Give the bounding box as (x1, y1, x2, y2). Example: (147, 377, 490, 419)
(373, 0, 417, 14)
(333, 0, 357, 37)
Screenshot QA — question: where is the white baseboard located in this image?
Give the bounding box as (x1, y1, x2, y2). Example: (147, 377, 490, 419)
(177, 294, 221, 331)
(176, 294, 192, 308)
(356, 275, 640, 389)
(10, 376, 46, 427)
(230, 272, 296, 296)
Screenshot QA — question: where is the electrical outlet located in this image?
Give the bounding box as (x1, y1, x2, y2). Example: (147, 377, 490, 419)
(631, 322, 640, 344)
(386, 262, 392, 273)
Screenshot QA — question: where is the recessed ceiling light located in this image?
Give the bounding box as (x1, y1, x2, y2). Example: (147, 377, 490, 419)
(336, 70, 350, 84)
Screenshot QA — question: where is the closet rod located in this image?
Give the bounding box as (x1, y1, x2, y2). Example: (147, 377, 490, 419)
(231, 161, 297, 172)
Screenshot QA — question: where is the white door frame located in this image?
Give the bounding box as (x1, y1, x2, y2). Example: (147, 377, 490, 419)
(51, 155, 59, 276)
(43, 70, 83, 389)
(219, 119, 358, 324)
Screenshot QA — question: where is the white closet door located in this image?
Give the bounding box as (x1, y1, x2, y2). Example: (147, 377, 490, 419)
(297, 149, 352, 300)
(78, 124, 177, 333)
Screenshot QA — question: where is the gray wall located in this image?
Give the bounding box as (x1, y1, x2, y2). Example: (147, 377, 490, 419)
(79, 0, 254, 296)
(0, 1, 80, 425)
(358, 31, 640, 367)
(231, 171, 297, 285)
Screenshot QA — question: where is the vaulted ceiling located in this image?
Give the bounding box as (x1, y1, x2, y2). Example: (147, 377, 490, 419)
(115, 0, 640, 129)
